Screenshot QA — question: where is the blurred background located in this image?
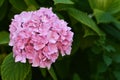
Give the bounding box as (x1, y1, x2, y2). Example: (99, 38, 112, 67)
(0, 0, 120, 80)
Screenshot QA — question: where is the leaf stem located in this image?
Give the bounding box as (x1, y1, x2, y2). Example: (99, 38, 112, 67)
(48, 66, 58, 80)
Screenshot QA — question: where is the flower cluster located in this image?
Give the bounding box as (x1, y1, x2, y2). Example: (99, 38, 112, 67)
(9, 7, 74, 69)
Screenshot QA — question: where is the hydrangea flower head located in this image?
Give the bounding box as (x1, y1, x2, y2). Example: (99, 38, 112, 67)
(9, 7, 74, 69)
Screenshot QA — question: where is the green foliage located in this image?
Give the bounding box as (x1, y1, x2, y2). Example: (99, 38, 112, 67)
(103, 55, 112, 66)
(0, 54, 7, 76)
(114, 71, 120, 80)
(53, 0, 73, 5)
(0, 0, 120, 80)
(48, 67, 57, 80)
(73, 73, 81, 80)
(89, 0, 120, 14)
(0, 0, 8, 21)
(1, 53, 31, 80)
(24, 0, 39, 10)
(0, 31, 9, 44)
(113, 54, 120, 63)
(67, 8, 104, 36)
(9, 0, 27, 11)
(94, 9, 115, 23)
(0, 0, 5, 7)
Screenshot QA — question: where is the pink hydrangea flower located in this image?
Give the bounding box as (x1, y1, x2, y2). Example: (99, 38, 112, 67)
(9, 7, 74, 69)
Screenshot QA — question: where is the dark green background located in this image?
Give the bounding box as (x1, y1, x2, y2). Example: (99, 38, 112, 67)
(0, 0, 120, 80)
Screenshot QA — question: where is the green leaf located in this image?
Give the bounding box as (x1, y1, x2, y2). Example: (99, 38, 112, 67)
(40, 68, 47, 78)
(94, 9, 120, 30)
(94, 9, 115, 23)
(9, 0, 27, 11)
(0, 54, 7, 64)
(0, 1, 7, 21)
(67, 8, 104, 36)
(24, 0, 39, 11)
(113, 54, 120, 63)
(89, 0, 120, 14)
(55, 4, 74, 11)
(0, 31, 9, 44)
(83, 26, 97, 37)
(91, 46, 102, 54)
(48, 67, 57, 80)
(54, 57, 70, 79)
(107, 0, 120, 14)
(24, 68, 32, 80)
(88, 0, 112, 11)
(71, 32, 81, 54)
(113, 21, 120, 30)
(73, 73, 81, 80)
(53, 0, 74, 5)
(97, 62, 107, 73)
(1, 53, 31, 80)
(113, 71, 120, 80)
(0, 0, 5, 7)
(103, 55, 112, 66)
(104, 45, 116, 52)
(0, 54, 7, 76)
(101, 25, 120, 40)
